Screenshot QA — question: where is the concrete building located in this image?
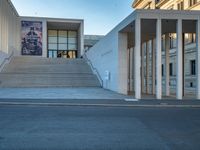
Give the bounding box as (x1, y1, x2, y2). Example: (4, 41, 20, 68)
(85, 0, 200, 99)
(131, 0, 200, 96)
(0, 0, 84, 66)
(1, 0, 200, 100)
(0, 0, 101, 89)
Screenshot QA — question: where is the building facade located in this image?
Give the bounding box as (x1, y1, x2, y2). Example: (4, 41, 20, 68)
(85, 0, 200, 99)
(1, 0, 200, 99)
(132, 0, 200, 96)
(0, 0, 84, 67)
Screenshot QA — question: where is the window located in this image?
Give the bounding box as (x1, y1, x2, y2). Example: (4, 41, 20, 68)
(177, 1, 184, 10)
(170, 63, 173, 76)
(189, 0, 197, 7)
(47, 30, 78, 58)
(191, 60, 196, 75)
(169, 34, 176, 49)
(162, 64, 164, 76)
(185, 33, 196, 44)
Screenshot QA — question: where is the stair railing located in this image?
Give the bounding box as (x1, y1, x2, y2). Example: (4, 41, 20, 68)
(0, 50, 14, 72)
(83, 54, 103, 87)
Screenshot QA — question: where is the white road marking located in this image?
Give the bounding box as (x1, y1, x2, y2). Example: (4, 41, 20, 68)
(124, 99, 139, 102)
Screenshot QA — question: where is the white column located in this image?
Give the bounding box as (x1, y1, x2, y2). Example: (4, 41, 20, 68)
(176, 19, 183, 100)
(130, 48, 133, 92)
(146, 41, 150, 94)
(165, 34, 170, 96)
(134, 18, 141, 99)
(118, 32, 128, 94)
(141, 43, 145, 94)
(156, 18, 162, 99)
(0, 0, 2, 51)
(196, 19, 200, 99)
(152, 39, 156, 94)
(42, 20, 47, 57)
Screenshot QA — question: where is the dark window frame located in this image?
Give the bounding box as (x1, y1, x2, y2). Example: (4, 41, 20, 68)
(191, 60, 196, 75)
(170, 63, 173, 76)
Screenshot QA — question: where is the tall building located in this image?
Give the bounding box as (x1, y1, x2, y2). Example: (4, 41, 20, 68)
(131, 0, 200, 96)
(132, 0, 200, 10)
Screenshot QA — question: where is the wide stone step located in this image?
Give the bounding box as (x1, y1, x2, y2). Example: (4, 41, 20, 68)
(0, 73, 96, 78)
(11, 57, 87, 65)
(0, 56, 101, 88)
(0, 74, 101, 87)
(2, 66, 92, 73)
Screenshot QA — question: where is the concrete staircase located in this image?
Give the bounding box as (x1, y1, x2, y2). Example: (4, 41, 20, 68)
(0, 57, 101, 88)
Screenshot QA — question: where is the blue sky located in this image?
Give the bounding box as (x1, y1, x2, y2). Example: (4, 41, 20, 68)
(11, 0, 133, 35)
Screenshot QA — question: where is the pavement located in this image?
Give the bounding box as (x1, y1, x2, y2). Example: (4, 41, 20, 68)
(0, 88, 200, 149)
(0, 87, 131, 100)
(0, 87, 200, 108)
(0, 105, 200, 150)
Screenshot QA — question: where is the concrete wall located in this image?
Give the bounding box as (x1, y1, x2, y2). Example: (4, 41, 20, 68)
(85, 12, 135, 94)
(0, 0, 20, 57)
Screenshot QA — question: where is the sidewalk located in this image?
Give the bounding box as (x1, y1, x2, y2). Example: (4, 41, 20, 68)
(0, 87, 199, 108)
(0, 87, 131, 100)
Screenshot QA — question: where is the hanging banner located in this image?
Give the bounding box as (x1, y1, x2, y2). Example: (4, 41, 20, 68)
(21, 21, 42, 56)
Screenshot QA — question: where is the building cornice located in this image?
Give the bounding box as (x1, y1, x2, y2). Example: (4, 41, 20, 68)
(186, 1, 200, 10)
(155, 0, 169, 8)
(132, 0, 144, 8)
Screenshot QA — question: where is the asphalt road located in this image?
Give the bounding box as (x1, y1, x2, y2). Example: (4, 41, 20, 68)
(0, 105, 200, 150)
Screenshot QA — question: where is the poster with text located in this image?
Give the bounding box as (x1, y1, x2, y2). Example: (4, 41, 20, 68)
(21, 21, 42, 56)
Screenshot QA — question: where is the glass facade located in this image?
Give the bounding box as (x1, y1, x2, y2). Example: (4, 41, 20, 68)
(48, 30, 78, 58)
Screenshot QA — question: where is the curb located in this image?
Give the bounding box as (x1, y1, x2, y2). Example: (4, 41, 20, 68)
(0, 102, 200, 108)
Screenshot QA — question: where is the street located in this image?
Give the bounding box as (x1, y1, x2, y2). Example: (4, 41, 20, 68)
(0, 104, 200, 150)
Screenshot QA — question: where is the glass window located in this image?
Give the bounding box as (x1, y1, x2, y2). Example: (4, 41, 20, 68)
(68, 38, 77, 44)
(58, 37, 67, 43)
(53, 51, 57, 58)
(58, 31, 67, 37)
(191, 60, 196, 75)
(48, 51, 53, 58)
(48, 30, 57, 36)
(58, 44, 67, 50)
(68, 44, 77, 50)
(48, 44, 57, 50)
(68, 51, 77, 59)
(169, 33, 176, 49)
(48, 37, 57, 43)
(170, 63, 173, 76)
(48, 30, 78, 58)
(68, 31, 77, 38)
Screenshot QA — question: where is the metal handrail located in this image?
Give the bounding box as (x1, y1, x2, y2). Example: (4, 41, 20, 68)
(83, 54, 103, 87)
(0, 51, 14, 70)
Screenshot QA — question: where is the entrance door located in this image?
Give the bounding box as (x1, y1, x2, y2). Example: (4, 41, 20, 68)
(57, 51, 77, 58)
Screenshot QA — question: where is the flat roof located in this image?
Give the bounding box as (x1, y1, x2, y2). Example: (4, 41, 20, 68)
(20, 16, 83, 23)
